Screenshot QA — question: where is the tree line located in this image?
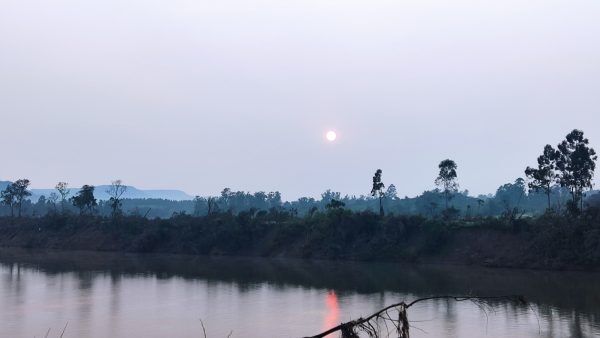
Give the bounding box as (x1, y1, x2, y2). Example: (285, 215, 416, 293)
(361, 129, 596, 217)
(525, 129, 597, 213)
(1, 129, 596, 219)
(1, 180, 128, 218)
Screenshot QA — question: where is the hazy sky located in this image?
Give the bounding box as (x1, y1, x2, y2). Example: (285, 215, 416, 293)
(1, 0, 599, 200)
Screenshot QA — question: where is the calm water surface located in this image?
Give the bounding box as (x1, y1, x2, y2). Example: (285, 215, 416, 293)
(1, 249, 599, 337)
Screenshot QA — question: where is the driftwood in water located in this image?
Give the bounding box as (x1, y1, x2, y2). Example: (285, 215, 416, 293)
(304, 295, 527, 338)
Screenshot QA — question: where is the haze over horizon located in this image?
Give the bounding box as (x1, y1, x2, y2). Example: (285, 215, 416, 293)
(1, 0, 599, 200)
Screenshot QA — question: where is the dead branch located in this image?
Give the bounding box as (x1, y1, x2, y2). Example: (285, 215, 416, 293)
(304, 295, 526, 338)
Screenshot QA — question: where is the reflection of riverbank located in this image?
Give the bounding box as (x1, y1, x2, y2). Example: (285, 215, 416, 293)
(0, 248, 599, 337)
(324, 290, 339, 333)
(0, 248, 599, 324)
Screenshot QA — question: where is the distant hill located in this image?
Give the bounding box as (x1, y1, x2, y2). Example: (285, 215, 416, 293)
(0, 180, 194, 201)
(30, 186, 194, 201)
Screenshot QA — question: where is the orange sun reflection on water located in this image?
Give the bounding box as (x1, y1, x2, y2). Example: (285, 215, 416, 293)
(323, 290, 340, 333)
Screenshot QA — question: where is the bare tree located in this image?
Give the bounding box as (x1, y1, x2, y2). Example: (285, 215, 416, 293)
(107, 180, 127, 217)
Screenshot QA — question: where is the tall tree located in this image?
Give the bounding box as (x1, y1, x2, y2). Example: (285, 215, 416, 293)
(555, 129, 597, 212)
(71, 185, 97, 215)
(193, 196, 205, 216)
(55, 181, 71, 213)
(1, 184, 15, 217)
(371, 169, 385, 216)
(12, 179, 31, 217)
(435, 159, 459, 210)
(107, 180, 127, 217)
(525, 145, 558, 209)
(206, 196, 218, 215)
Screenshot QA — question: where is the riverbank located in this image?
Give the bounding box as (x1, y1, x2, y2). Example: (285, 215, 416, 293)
(0, 211, 598, 271)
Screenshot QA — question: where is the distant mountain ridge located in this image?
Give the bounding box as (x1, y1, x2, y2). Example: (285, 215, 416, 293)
(0, 181, 193, 201)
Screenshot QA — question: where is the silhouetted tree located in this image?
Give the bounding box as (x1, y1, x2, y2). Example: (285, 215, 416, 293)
(477, 199, 485, 216)
(435, 159, 458, 210)
(267, 191, 282, 208)
(71, 185, 97, 215)
(321, 190, 342, 204)
(55, 181, 71, 213)
(386, 184, 398, 200)
(525, 145, 558, 210)
(326, 199, 345, 210)
(371, 169, 385, 216)
(220, 188, 232, 211)
(496, 178, 526, 218)
(193, 196, 205, 216)
(11, 179, 31, 217)
(48, 192, 59, 212)
(555, 129, 597, 212)
(1, 184, 15, 217)
(206, 196, 218, 215)
(107, 180, 127, 217)
(33, 196, 47, 217)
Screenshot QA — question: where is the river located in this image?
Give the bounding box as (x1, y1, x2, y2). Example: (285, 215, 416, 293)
(0, 249, 599, 337)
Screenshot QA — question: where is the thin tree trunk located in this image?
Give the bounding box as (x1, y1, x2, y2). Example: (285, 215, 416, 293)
(445, 191, 449, 210)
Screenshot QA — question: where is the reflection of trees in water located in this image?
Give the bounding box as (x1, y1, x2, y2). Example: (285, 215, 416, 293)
(443, 298, 457, 336)
(76, 271, 94, 333)
(569, 312, 586, 338)
(0, 249, 599, 333)
(108, 273, 122, 337)
(2, 263, 26, 313)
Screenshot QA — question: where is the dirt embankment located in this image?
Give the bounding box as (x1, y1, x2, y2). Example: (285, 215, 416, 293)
(0, 215, 596, 271)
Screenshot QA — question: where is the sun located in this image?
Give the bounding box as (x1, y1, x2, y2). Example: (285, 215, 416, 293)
(326, 130, 337, 142)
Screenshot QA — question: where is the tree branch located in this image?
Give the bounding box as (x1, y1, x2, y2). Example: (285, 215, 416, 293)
(303, 295, 526, 338)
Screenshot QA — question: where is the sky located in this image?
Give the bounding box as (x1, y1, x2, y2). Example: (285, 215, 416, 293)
(1, 0, 599, 200)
